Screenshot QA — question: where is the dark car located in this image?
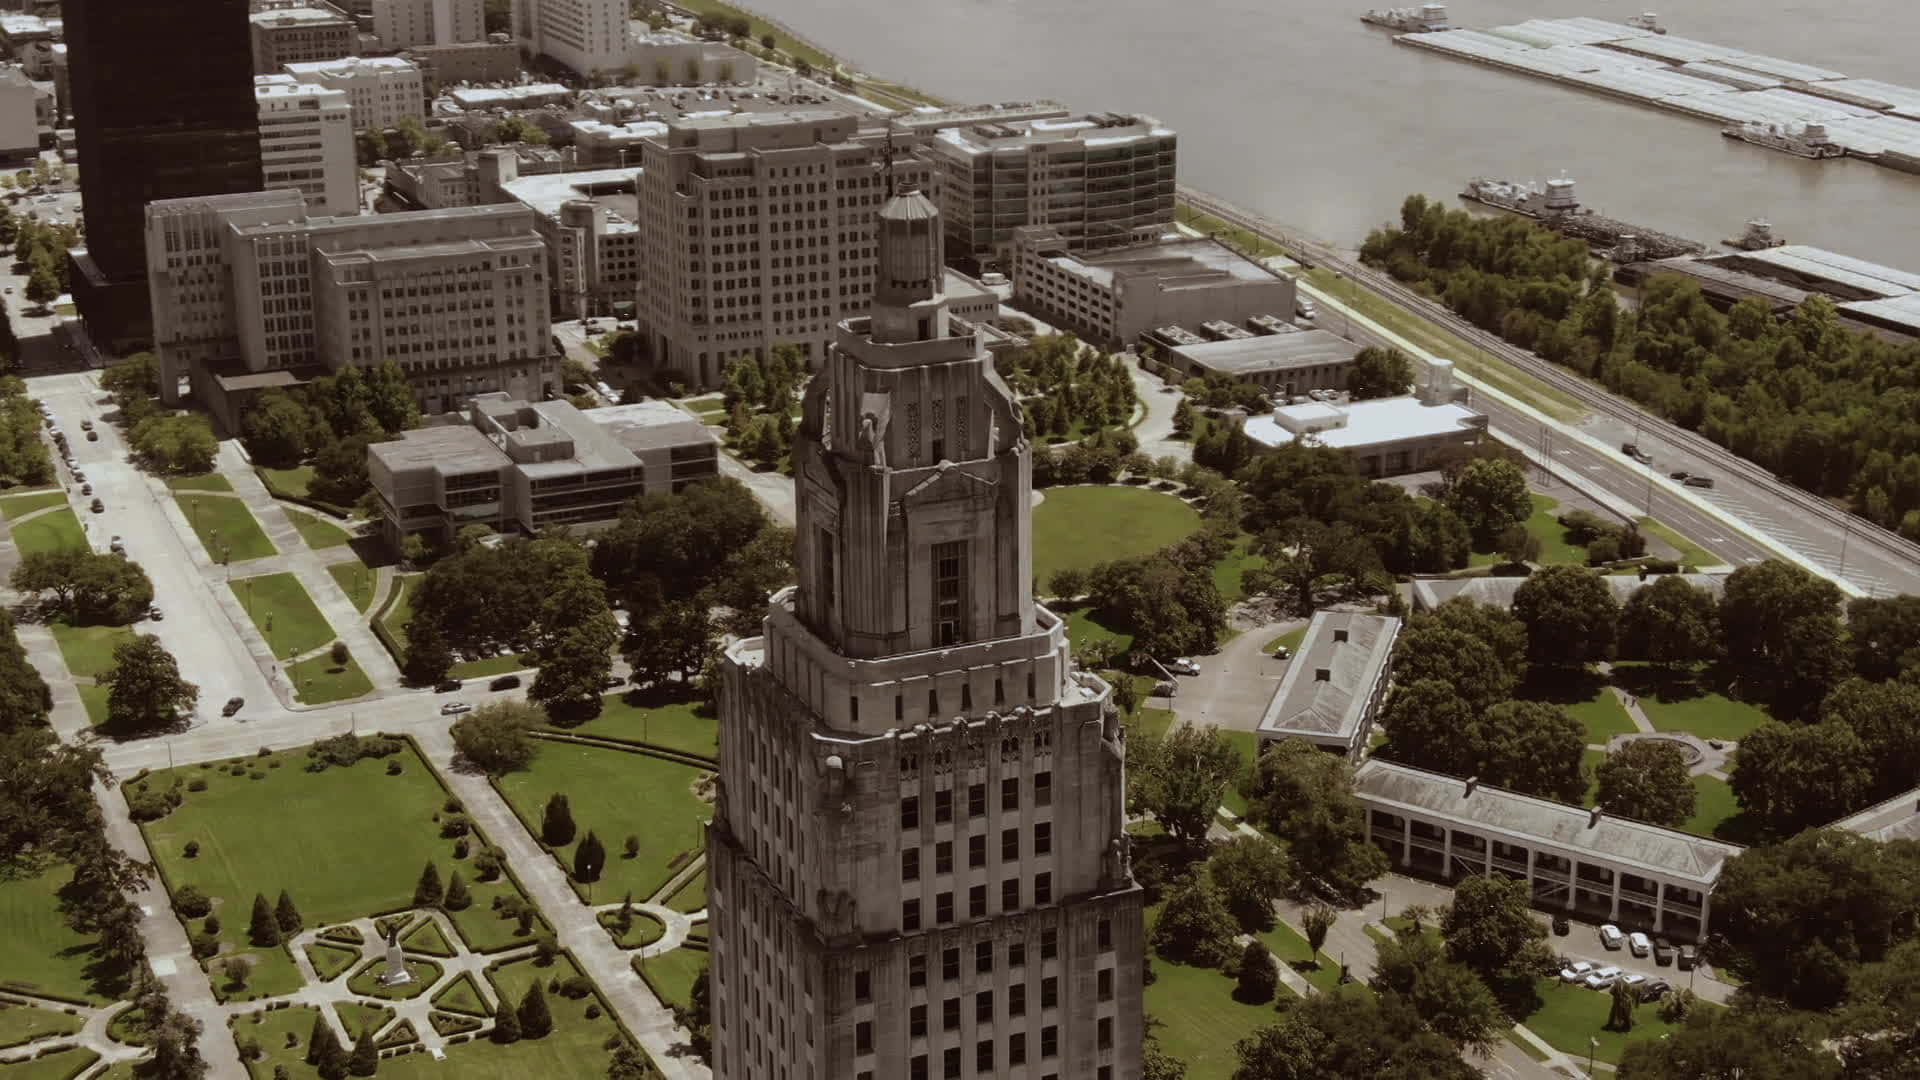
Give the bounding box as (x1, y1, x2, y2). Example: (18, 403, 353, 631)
(1653, 938, 1674, 966)
(1668, 470, 1689, 480)
(489, 675, 522, 691)
(221, 697, 245, 717)
(1551, 914, 1570, 936)
(1642, 979, 1671, 1002)
(1677, 945, 1697, 971)
(86, 430, 98, 441)
(1684, 475, 1715, 489)
(434, 678, 462, 693)
(89, 497, 103, 513)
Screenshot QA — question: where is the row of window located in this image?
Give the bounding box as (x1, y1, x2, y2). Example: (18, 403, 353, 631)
(900, 774, 1053, 829)
(902, 874, 1054, 930)
(902, 823, 1052, 883)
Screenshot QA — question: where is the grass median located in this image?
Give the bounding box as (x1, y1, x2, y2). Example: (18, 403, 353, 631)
(230, 572, 335, 660)
(11, 507, 84, 554)
(176, 493, 275, 563)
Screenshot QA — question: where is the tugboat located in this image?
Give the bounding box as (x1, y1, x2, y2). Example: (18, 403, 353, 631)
(1721, 121, 1844, 159)
(1724, 218, 1786, 250)
(1360, 3, 1449, 32)
(1626, 12, 1668, 34)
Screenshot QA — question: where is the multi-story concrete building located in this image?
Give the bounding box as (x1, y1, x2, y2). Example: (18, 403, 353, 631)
(491, 159, 640, 318)
(1011, 228, 1294, 348)
(0, 64, 36, 161)
(404, 41, 519, 91)
(1255, 611, 1400, 760)
(367, 393, 718, 547)
(628, 29, 754, 86)
(707, 187, 1144, 1080)
(634, 109, 928, 389)
(372, 0, 483, 49)
(146, 191, 553, 417)
(283, 55, 423, 131)
(249, 4, 355, 74)
(255, 75, 358, 215)
(926, 113, 1176, 270)
(65, 0, 264, 352)
(568, 118, 666, 167)
(512, 0, 627, 80)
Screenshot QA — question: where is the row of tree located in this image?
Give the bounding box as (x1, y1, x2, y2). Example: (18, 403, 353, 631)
(719, 344, 806, 468)
(0, 376, 52, 485)
(240, 361, 422, 509)
(1001, 334, 1139, 441)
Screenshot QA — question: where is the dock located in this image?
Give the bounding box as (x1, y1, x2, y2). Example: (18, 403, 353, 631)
(1394, 17, 1920, 174)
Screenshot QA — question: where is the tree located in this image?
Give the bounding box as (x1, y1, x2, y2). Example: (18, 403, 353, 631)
(1443, 457, 1531, 548)
(1441, 874, 1553, 1016)
(103, 634, 199, 734)
(573, 830, 607, 884)
(309, 435, 373, 507)
(1047, 567, 1088, 601)
(1472, 700, 1588, 803)
(1379, 679, 1477, 774)
(23, 258, 57, 305)
(413, 861, 443, 907)
(1229, 993, 1481, 1080)
(1084, 555, 1227, 660)
(306, 1011, 331, 1065)
(1818, 677, 1920, 801)
(1369, 929, 1504, 1054)
(1413, 599, 1529, 685)
(608, 1039, 654, 1079)
(1389, 626, 1516, 712)
(274, 890, 303, 934)
(142, 987, 210, 1080)
(1719, 560, 1846, 717)
(1234, 940, 1276, 1003)
(402, 616, 454, 685)
(517, 981, 553, 1039)
(1496, 523, 1541, 566)
(531, 621, 615, 725)
(1171, 396, 1195, 438)
(1346, 346, 1416, 399)
(449, 701, 541, 773)
(247, 893, 280, 946)
(1302, 901, 1337, 957)
(1248, 518, 1382, 610)
(622, 596, 715, 689)
(1845, 594, 1920, 681)
(542, 793, 576, 846)
(0, 730, 111, 873)
(490, 993, 521, 1043)
(346, 1027, 377, 1077)
(1729, 720, 1873, 840)
(1618, 574, 1718, 664)
(1151, 870, 1239, 968)
(239, 390, 322, 469)
(1243, 738, 1388, 899)
(1594, 739, 1695, 827)
(1511, 565, 1619, 665)
(1616, 1007, 1840, 1080)
(11, 549, 155, 625)
(1207, 835, 1291, 930)
(222, 956, 249, 990)
(130, 413, 219, 474)
(1128, 724, 1240, 845)
(444, 871, 471, 911)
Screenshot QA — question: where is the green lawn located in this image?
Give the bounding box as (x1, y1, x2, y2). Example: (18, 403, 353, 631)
(230, 572, 335, 660)
(380, 576, 420, 651)
(1063, 604, 1134, 656)
(634, 947, 706, 1012)
(1636, 517, 1717, 569)
(1563, 689, 1637, 744)
(164, 474, 233, 493)
(1522, 977, 1690, 1064)
(569, 693, 718, 758)
(0, 490, 66, 520)
(11, 507, 84, 554)
(1683, 774, 1742, 840)
(227, 1004, 318, 1080)
(1259, 918, 1369, 998)
(400, 918, 454, 959)
(1032, 485, 1200, 586)
(0, 1001, 83, 1044)
(334, 1000, 394, 1039)
(601, 908, 667, 948)
(139, 743, 525, 955)
(1263, 627, 1307, 656)
(450, 654, 529, 680)
(1582, 748, 1609, 806)
(206, 943, 304, 1003)
(304, 940, 359, 981)
(326, 561, 378, 614)
(664, 869, 707, 914)
(1145, 950, 1290, 1080)
(286, 508, 352, 550)
(1211, 536, 1267, 602)
(497, 741, 713, 904)
(0, 865, 112, 1004)
(77, 682, 110, 726)
(286, 652, 373, 705)
(1609, 663, 1769, 742)
(175, 494, 275, 563)
(1470, 493, 1586, 566)
(363, 956, 624, 1080)
(1, 1047, 98, 1080)
(48, 623, 134, 680)
(431, 973, 491, 1017)
(1218, 729, 1258, 819)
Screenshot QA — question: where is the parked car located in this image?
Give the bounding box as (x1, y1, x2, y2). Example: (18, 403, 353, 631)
(1628, 931, 1652, 957)
(1271, 644, 1291, 659)
(89, 497, 102, 513)
(600, 676, 625, 690)
(148, 605, 162, 621)
(434, 679, 462, 693)
(1152, 680, 1177, 697)
(489, 675, 521, 691)
(1599, 924, 1625, 951)
(1677, 945, 1697, 971)
(1559, 960, 1594, 984)
(221, 697, 245, 717)
(1583, 966, 1623, 990)
(1653, 939, 1674, 966)
(440, 702, 473, 716)
(1684, 475, 1715, 489)
(1167, 657, 1201, 676)
(70, 469, 83, 483)
(80, 483, 91, 495)
(1552, 914, 1570, 936)
(1668, 470, 1689, 480)
(108, 540, 124, 555)
(1621, 973, 1648, 993)
(80, 419, 92, 431)
(86, 430, 98, 441)
(1621, 443, 1654, 465)
(1643, 979, 1672, 1001)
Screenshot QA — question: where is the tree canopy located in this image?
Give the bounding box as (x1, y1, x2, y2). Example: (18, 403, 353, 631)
(1510, 565, 1619, 665)
(1242, 738, 1387, 900)
(1594, 738, 1696, 827)
(1441, 874, 1555, 1016)
(1229, 992, 1481, 1080)
(103, 634, 199, 734)
(1618, 574, 1718, 665)
(1129, 724, 1241, 846)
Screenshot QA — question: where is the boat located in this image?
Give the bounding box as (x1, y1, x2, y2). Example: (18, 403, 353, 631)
(1360, 3, 1449, 32)
(1721, 121, 1844, 159)
(1461, 174, 1703, 261)
(1626, 12, 1668, 34)
(1724, 217, 1786, 250)
(1460, 175, 1583, 218)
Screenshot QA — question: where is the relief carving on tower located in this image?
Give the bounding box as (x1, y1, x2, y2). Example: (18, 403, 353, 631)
(817, 888, 858, 939)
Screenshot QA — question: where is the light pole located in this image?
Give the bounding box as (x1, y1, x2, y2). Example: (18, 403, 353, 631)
(1587, 1036, 1598, 1076)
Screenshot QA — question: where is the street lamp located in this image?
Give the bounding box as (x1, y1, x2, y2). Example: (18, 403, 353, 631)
(1588, 1036, 1599, 1076)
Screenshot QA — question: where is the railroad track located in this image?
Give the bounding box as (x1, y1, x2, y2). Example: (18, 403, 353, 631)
(1178, 184, 1920, 583)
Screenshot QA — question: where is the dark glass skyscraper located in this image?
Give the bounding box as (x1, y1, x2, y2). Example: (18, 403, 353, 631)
(65, 0, 262, 353)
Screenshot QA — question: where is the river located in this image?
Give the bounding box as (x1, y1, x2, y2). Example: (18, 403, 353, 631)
(743, 0, 1920, 264)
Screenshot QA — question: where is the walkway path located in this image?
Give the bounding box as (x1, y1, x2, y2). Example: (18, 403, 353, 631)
(0, 994, 144, 1072)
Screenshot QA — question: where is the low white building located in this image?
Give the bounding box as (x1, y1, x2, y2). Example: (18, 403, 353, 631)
(1242, 364, 1487, 478)
(568, 118, 666, 167)
(627, 30, 754, 86)
(1256, 611, 1401, 760)
(444, 82, 570, 111)
(283, 55, 423, 131)
(255, 75, 358, 215)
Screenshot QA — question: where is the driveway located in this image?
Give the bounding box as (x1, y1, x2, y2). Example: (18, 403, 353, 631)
(1172, 619, 1299, 731)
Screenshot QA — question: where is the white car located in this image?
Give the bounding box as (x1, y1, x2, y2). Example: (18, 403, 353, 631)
(1583, 966, 1623, 990)
(439, 702, 473, 716)
(1599, 924, 1625, 951)
(1621, 973, 1648, 992)
(1167, 657, 1201, 676)
(1628, 931, 1652, 957)
(1559, 960, 1594, 984)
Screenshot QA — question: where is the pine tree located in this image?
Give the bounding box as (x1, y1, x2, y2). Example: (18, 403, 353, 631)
(275, 890, 303, 934)
(1235, 940, 1277, 1003)
(517, 981, 553, 1039)
(413, 861, 443, 907)
(573, 830, 606, 883)
(306, 1011, 329, 1065)
(249, 893, 281, 947)
(444, 871, 472, 911)
(315, 1024, 349, 1080)
(490, 997, 521, 1043)
(347, 1025, 378, 1076)
(616, 892, 635, 936)
(541, 793, 576, 846)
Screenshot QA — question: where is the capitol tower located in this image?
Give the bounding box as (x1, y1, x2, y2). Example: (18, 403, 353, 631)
(706, 183, 1145, 1080)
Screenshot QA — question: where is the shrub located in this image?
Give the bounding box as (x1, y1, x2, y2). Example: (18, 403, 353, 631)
(444, 797, 463, 814)
(330, 640, 350, 666)
(187, 778, 208, 792)
(585, 1003, 601, 1019)
(452, 838, 470, 859)
(439, 814, 470, 839)
(175, 885, 213, 918)
(204, 914, 221, 935)
(386, 760, 402, 775)
(128, 789, 175, 822)
(184, 840, 200, 857)
(473, 850, 503, 881)
(257, 746, 272, 758)
(190, 932, 220, 959)
(558, 975, 593, 999)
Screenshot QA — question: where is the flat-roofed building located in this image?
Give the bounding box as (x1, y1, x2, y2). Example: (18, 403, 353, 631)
(1169, 329, 1358, 394)
(1011, 227, 1294, 347)
(628, 30, 754, 87)
(633, 108, 928, 389)
(1832, 787, 1920, 843)
(366, 392, 718, 546)
(490, 156, 641, 317)
(0, 64, 36, 162)
(284, 55, 423, 131)
(568, 118, 666, 167)
(889, 99, 1070, 138)
(1256, 611, 1400, 760)
(250, 4, 354, 74)
(1353, 759, 1742, 940)
(254, 75, 357, 215)
(514, 0, 626, 81)
(444, 81, 568, 111)
(372, 0, 482, 49)
(404, 41, 519, 90)
(1242, 369, 1487, 478)
(927, 112, 1176, 269)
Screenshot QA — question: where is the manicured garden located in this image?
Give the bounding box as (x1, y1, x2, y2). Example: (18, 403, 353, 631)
(286, 651, 373, 705)
(1683, 774, 1745, 841)
(567, 692, 718, 758)
(1521, 976, 1691, 1065)
(359, 955, 624, 1080)
(230, 572, 335, 660)
(1609, 662, 1768, 742)
(3, 1046, 99, 1079)
(496, 741, 714, 903)
(0, 865, 112, 1004)
(259, 466, 350, 517)
(286, 508, 352, 550)
(1031, 485, 1200, 585)
(634, 945, 705, 1012)
(176, 493, 276, 563)
(164, 474, 233, 493)
(0, 1001, 83, 1044)
(10, 507, 84, 555)
(664, 869, 707, 915)
(77, 683, 111, 726)
(326, 561, 378, 614)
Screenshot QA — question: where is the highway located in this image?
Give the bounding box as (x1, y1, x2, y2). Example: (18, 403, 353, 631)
(1179, 185, 1920, 597)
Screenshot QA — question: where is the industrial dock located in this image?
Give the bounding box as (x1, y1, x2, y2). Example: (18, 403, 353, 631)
(1392, 17, 1920, 174)
(1460, 175, 1703, 261)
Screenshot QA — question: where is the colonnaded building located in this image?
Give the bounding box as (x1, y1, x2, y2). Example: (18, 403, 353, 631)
(706, 185, 1146, 1079)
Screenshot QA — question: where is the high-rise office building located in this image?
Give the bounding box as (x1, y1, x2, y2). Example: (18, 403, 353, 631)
(373, 0, 484, 49)
(705, 187, 1145, 1080)
(65, 0, 264, 352)
(512, 0, 628, 80)
(255, 75, 358, 216)
(633, 109, 928, 390)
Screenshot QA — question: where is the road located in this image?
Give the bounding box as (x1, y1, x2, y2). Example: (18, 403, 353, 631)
(1180, 184, 1920, 598)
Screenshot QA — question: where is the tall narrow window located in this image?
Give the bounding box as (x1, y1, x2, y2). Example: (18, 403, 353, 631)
(933, 541, 966, 646)
(817, 529, 835, 618)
